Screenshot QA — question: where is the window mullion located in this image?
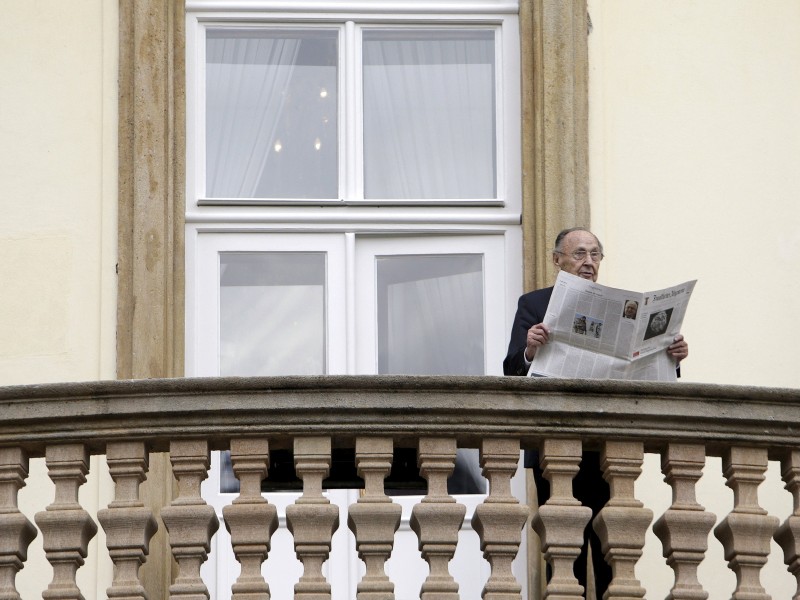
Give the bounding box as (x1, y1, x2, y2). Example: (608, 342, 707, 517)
(342, 21, 361, 201)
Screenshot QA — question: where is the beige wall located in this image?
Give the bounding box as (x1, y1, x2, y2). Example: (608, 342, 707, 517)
(588, 0, 800, 389)
(588, 2, 800, 598)
(0, 0, 118, 386)
(0, 1, 118, 596)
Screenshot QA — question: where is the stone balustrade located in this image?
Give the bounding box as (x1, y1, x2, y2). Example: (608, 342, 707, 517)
(0, 375, 799, 599)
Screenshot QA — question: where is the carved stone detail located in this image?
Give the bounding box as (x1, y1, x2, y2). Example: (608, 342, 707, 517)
(0, 447, 38, 600)
(471, 438, 528, 600)
(713, 447, 779, 600)
(774, 449, 800, 600)
(410, 437, 466, 600)
(97, 442, 158, 600)
(653, 444, 716, 600)
(223, 438, 279, 600)
(347, 437, 401, 600)
(34, 444, 98, 600)
(160, 440, 219, 600)
(286, 437, 340, 600)
(592, 441, 653, 600)
(531, 438, 591, 600)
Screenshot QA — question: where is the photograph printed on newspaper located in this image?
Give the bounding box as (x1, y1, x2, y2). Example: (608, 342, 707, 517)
(528, 271, 697, 381)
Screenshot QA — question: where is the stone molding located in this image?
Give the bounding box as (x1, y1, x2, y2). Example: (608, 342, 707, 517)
(117, 0, 185, 382)
(2, 376, 799, 457)
(521, 0, 590, 291)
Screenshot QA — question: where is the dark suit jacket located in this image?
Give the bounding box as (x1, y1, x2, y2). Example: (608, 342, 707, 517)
(503, 287, 553, 376)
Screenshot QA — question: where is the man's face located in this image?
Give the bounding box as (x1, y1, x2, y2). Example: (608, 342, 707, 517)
(554, 230, 602, 281)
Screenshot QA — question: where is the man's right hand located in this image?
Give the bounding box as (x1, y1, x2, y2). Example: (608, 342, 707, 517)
(525, 323, 550, 361)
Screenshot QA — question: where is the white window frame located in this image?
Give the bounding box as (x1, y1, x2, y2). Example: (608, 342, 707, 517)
(185, 0, 521, 211)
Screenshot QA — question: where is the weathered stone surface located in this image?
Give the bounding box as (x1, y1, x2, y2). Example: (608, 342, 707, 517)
(472, 438, 528, 600)
(0, 447, 37, 600)
(713, 447, 779, 600)
(531, 439, 591, 600)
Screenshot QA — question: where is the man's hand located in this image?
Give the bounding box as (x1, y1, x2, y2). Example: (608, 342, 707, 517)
(667, 334, 689, 362)
(525, 323, 550, 361)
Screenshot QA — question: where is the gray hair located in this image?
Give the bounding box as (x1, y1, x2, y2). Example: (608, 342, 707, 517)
(553, 227, 604, 255)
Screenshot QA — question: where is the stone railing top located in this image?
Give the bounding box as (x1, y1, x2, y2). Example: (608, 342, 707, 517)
(0, 375, 798, 457)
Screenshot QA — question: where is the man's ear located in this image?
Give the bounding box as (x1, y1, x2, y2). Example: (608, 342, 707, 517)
(552, 252, 560, 269)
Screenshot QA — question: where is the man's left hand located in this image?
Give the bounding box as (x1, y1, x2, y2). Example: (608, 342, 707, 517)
(667, 334, 689, 362)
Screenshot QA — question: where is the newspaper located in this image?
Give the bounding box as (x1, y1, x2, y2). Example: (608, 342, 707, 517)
(528, 271, 696, 381)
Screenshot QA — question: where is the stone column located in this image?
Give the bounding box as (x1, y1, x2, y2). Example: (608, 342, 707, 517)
(713, 447, 779, 600)
(286, 437, 340, 600)
(592, 441, 652, 600)
(774, 449, 800, 600)
(653, 444, 716, 600)
(97, 442, 158, 600)
(34, 444, 98, 600)
(223, 438, 278, 600)
(530, 438, 591, 600)
(347, 437, 401, 600)
(471, 438, 528, 600)
(118, 0, 186, 595)
(410, 437, 466, 600)
(0, 447, 38, 600)
(160, 440, 219, 600)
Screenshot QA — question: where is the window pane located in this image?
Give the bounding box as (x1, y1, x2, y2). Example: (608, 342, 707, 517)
(363, 29, 497, 199)
(206, 29, 338, 199)
(376, 255, 484, 374)
(220, 252, 326, 375)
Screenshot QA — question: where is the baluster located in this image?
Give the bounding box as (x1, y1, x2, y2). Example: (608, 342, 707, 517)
(97, 441, 157, 600)
(471, 438, 528, 600)
(773, 449, 800, 600)
(34, 443, 98, 600)
(160, 440, 219, 600)
(410, 437, 466, 600)
(592, 441, 653, 600)
(347, 437, 401, 599)
(223, 438, 278, 600)
(530, 438, 591, 600)
(0, 447, 38, 600)
(285, 436, 340, 600)
(653, 444, 716, 600)
(713, 447, 779, 600)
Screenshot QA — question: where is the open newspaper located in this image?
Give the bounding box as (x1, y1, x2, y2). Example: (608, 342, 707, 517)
(528, 272, 696, 381)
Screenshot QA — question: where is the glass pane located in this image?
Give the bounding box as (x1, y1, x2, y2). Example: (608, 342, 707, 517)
(206, 29, 338, 199)
(363, 29, 497, 199)
(376, 255, 484, 375)
(219, 252, 326, 375)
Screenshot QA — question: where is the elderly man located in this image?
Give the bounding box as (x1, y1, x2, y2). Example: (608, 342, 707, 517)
(503, 227, 688, 597)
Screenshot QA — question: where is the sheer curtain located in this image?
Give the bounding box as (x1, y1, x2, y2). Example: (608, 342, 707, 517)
(383, 271, 484, 375)
(362, 29, 496, 199)
(219, 252, 326, 376)
(206, 31, 301, 197)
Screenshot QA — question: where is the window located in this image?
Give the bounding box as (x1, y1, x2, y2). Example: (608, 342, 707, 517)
(188, 6, 518, 207)
(186, 4, 524, 596)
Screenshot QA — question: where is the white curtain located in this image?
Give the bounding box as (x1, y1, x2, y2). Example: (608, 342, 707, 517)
(206, 33, 300, 197)
(219, 252, 326, 376)
(362, 30, 496, 199)
(380, 258, 484, 375)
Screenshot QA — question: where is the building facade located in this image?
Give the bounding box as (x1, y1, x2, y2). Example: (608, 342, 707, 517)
(1, 1, 799, 598)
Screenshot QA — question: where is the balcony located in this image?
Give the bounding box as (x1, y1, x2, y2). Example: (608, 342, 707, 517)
(1, 375, 799, 599)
